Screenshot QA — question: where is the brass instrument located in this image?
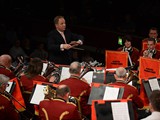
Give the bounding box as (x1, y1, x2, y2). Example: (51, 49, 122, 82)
(125, 70, 140, 92)
(43, 85, 78, 105)
(43, 85, 56, 99)
(11, 56, 28, 77)
(42, 61, 61, 84)
(79, 62, 94, 79)
(143, 49, 154, 58)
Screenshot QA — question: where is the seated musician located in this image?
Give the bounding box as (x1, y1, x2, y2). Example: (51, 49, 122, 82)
(39, 84, 82, 120)
(108, 67, 144, 120)
(0, 54, 15, 79)
(19, 57, 49, 118)
(20, 57, 48, 92)
(142, 27, 160, 50)
(140, 38, 160, 59)
(0, 74, 19, 120)
(117, 35, 140, 70)
(58, 61, 91, 119)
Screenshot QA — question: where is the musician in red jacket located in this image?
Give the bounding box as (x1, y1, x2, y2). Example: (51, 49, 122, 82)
(39, 84, 81, 120)
(108, 67, 144, 120)
(58, 61, 91, 119)
(140, 37, 160, 59)
(117, 35, 140, 70)
(20, 57, 48, 92)
(0, 54, 15, 79)
(0, 74, 19, 120)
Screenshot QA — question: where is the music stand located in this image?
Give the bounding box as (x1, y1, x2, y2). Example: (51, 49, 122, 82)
(92, 99, 135, 120)
(142, 78, 160, 99)
(88, 83, 124, 105)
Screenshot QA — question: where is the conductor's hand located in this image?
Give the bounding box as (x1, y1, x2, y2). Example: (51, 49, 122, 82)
(63, 44, 72, 50)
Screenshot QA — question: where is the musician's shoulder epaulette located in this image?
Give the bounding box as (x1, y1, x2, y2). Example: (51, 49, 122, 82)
(128, 84, 137, 89)
(43, 99, 50, 101)
(67, 102, 76, 106)
(1, 94, 10, 101)
(0, 65, 12, 72)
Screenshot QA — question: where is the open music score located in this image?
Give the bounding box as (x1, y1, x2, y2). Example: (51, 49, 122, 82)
(92, 99, 135, 120)
(111, 102, 130, 120)
(29, 84, 46, 105)
(148, 78, 160, 91)
(59, 66, 105, 84)
(88, 83, 124, 105)
(142, 77, 160, 99)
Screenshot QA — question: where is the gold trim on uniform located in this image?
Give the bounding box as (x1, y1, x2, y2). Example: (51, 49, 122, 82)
(42, 108, 49, 120)
(60, 111, 69, 120)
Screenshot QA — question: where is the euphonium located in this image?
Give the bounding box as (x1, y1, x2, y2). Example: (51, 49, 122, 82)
(42, 61, 61, 84)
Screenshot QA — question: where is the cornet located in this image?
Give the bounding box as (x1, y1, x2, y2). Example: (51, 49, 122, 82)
(143, 49, 153, 58)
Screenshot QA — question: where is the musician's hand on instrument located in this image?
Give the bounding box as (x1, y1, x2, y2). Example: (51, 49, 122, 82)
(143, 50, 149, 57)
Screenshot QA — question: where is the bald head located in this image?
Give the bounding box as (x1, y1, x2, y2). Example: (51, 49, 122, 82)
(0, 54, 12, 68)
(69, 61, 81, 74)
(115, 67, 126, 78)
(56, 85, 70, 98)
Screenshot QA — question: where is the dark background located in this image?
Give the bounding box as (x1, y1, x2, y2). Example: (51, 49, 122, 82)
(1, 0, 160, 63)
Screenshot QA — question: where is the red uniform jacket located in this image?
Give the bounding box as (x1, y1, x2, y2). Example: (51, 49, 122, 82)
(20, 74, 48, 92)
(0, 65, 15, 79)
(108, 81, 144, 120)
(39, 98, 81, 120)
(59, 77, 91, 117)
(0, 94, 19, 120)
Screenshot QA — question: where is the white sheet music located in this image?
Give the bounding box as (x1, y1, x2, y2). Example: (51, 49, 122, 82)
(149, 78, 160, 91)
(111, 102, 130, 120)
(41, 63, 48, 75)
(30, 84, 46, 105)
(60, 67, 93, 84)
(103, 86, 119, 100)
(60, 67, 70, 81)
(5, 81, 13, 93)
(82, 70, 93, 84)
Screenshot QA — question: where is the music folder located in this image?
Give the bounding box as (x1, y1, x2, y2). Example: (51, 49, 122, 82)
(87, 83, 124, 105)
(5, 81, 16, 94)
(142, 77, 160, 99)
(92, 99, 135, 120)
(29, 84, 46, 105)
(29, 81, 58, 105)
